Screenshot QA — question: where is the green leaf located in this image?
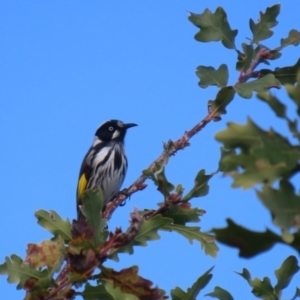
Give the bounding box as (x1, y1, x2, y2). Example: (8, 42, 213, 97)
(286, 71, 300, 116)
(80, 190, 108, 247)
(257, 180, 300, 231)
(208, 86, 236, 121)
(215, 118, 300, 189)
(205, 286, 234, 300)
(213, 219, 282, 258)
(250, 4, 280, 43)
(161, 203, 203, 225)
(218, 147, 236, 172)
(34, 210, 72, 241)
(182, 169, 214, 201)
(274, 256, 299, 294)
(250, 277, 276, 300)
(108, 215, 172, 261)
(142, 169, 157, 184)
(239, 43, 254, 72)
(291, 287, 300, 300)
(196, 64, 229, 88)
(80, 283, 114, 300)
(188, 7, 237, 49)
(162, 223, 219, 257)
(156, 168, 175, 197)
(236, 268, 252, 283)
(234, 74, 281, 99)
(257, 91, 286, 118)
(171, 267, 214, 300)
(0, 255, 50, 289)
(260, 58, 300, 85)
(277, 29, 300, 50)
(105, 283, 139, 300)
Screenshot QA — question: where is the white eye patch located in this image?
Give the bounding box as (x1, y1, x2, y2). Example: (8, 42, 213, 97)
(117, 121, 124, 127)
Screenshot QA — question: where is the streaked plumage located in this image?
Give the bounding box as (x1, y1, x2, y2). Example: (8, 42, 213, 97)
(77, 120, 137, 219)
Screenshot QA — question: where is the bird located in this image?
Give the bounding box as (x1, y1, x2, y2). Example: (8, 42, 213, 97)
(76, 119, 137, 219)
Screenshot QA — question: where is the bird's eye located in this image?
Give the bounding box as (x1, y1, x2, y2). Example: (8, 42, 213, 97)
(109, 126, 114, 131)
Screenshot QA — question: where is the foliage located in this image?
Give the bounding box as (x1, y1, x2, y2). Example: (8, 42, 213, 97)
(1, 3, 300, 300)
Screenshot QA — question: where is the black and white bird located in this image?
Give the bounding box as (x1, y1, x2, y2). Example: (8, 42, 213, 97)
(76, 120, 137, 219)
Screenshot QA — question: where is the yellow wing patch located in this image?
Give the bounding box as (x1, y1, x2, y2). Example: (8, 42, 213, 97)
(77, 173, 88, 200)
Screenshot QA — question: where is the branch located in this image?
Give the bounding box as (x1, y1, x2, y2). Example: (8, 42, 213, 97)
(237, 47, 273, 84)
(103, 112, 215, 219)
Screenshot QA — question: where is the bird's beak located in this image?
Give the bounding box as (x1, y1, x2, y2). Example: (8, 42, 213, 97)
(124, 123, 138, 129)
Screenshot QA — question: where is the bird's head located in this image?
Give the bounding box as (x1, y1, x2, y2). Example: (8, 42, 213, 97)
(95, 120, 137, 142)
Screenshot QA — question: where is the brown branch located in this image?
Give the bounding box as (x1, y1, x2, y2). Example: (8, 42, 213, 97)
(237, 47, 273, 84)
(103, 112, 214, 219)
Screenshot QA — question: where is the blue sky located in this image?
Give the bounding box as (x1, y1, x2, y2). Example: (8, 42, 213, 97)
(1, 1, 299, 299)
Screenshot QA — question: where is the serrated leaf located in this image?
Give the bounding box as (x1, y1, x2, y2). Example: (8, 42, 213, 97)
(188, 7, 237, 49)
(250, 4, 280, 43)
(108, 215, 172, 261)
(260, 58, 300, 85)
(171, 267, 213, 300)
(215, 118, 300, 189)
(234, 74, 281, 99)
(274, 256, 299, 294)
(182, 169, 214, 201)
(208, 87, 236, 120)
(156, 169, 175, 197)
(35, 210, 72, 241)
(257, 91, 286, 118)
(213, 219, 282, 258)
(251, 277, 276, 300)
(162, 223, 218, 257)
(286, 71, 300, 116)
(162, 203, 203, 225)
(100, 266, 166, 300)
(25, 236, 65, 272)
(0, 255, 51, 289)
(257, 180, 300, 231)
(196, 64, 229, 88)
(205, 286, 234, 300)
(277, 29, 300, 50)
(81, 190, 107, 247)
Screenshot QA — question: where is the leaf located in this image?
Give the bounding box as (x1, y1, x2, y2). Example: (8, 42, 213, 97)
(250, 4, 280, 43)
(162, 223, 219, 257)
(234, 74, 281, 99)
(161, 203, 203, 225)
(257, 180, 300, 231)
(171, 267, 214, 300)
(236, 268, 252, 283)
(239, 43, 254, 72)
(218, 147, 236, 172)
(205, 286, 234, 300)
(260, 58, 300, 85)
(100, 266, 166, 300)
(215, 118, 300, 189)
(35, 210, 72, 241)
(277, 29, 300, 50)
(208, 87, 236, 119)
(105, 283, 140, 300)
(188, 7, 237, 49)
(286, 71, 300, 116)
(108, 215, 172, 261)
(291, 287, 300, 300)
(24, 236, 65, 272)
(196, 64, 229, 88)
(274, 256, 299, 294)
(257, 91, 286, 118)
(156, 168, 175, 197)
(250, 277, 276, 300)
(182, 169, 214, 201)
(0, 254, 51, 290)
(80, 283, 114, 300)
(213, 219, 282, 258)
(81, 190, 107, 246)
